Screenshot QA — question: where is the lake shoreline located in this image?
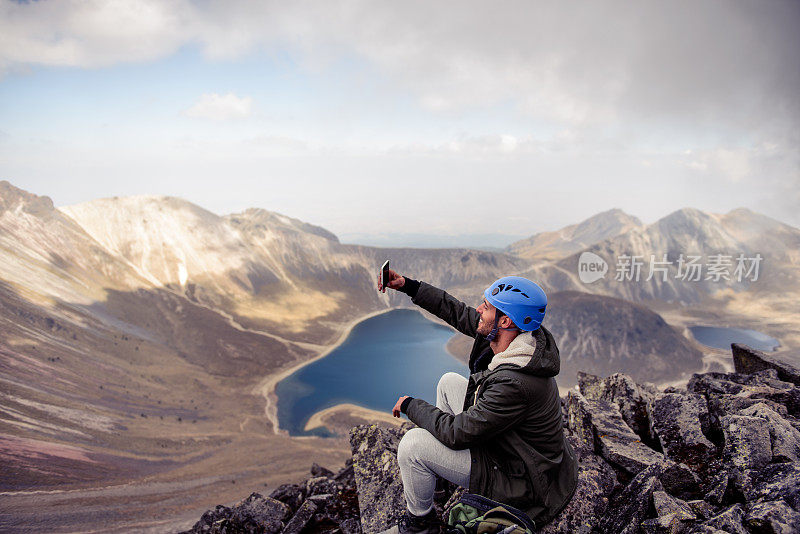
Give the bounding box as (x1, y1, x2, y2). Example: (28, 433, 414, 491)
(259, 306, 467, 436)
(255, 307, 400, 435)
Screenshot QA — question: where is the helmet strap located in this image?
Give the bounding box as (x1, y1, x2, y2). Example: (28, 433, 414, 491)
(485, 313, 500, 341)
(486, 312, 521, 342)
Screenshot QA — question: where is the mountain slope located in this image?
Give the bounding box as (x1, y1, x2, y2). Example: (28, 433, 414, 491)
(507, 208, 643, 262)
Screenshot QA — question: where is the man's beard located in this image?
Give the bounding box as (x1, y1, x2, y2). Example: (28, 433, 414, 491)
(476, 317, 493, 337)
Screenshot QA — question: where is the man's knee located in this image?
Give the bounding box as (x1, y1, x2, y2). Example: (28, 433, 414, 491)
(437, 372, 464, 394)
(397, 428, 434, 466)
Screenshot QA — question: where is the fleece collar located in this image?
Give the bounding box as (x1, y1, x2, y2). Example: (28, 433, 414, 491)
(487, 330, 537, 371)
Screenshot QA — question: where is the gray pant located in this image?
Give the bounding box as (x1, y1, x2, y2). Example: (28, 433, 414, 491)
(397, 372, 472, 516)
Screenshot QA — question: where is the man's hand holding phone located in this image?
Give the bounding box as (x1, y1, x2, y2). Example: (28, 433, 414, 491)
(377, 261, 406, 293)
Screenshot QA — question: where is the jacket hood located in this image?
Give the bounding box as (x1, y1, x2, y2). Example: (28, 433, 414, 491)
(488, 325, 560, 377)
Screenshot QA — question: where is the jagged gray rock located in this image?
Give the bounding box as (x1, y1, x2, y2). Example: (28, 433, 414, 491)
(650, 392, 716, 473)
(744, 499, 800, 533)
(638, 514, 681, 534)
(687, 499, 717, 521)
(350, 424, 409, 533)
(311, 462, 336, 478)
(269, 483, 305, 513)
(732, 343, 800, 387)
(229, 493, 291, 534)
(597, 464, 664, 534)
(183, 351, 800, 534)
(721, 414, 772, 470)
(704, 470, 730, 506)
(578, 371, 659, 446)
(741, 462, 800, 510)
(538, 436, 618, 534)
(306, 476, 341, 497)
(281, 500, 317, 534)
(655, 461, 702, 501)
(701, 504, 747, 534)
(651, 490, 695, 521)
(566, 391, 664, 478)
(738, 402, 800, 462)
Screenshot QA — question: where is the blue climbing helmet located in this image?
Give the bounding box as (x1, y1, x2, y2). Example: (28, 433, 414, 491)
(484, 276, 547, 333)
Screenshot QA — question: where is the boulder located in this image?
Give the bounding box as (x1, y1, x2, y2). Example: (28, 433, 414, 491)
(639, 514, 681, 534)
(566, 391, 596, 450)
(539, 436, 618, 534)
(689, 369, 800, 418)
(651, 490, 695, 521)
(732, 344, 800, 387)
(702, 504, 747, 534)
(350, 424, 409, 533)
(306, 476, 341, 496)
(268, 483, 305, 513)
(229, 493, 291, 534)
(338, 517, 363, 534)
(704, 470, 731, 506)
(577, 372, 659, 447)
(597, 464, 664, 534)
(311, 462, 336, 478)
(650, 393, 716, 473)
(688, 372, 749, 397)
(738, 402, 800, 462)
(744, 499, 800, 533)
(281, 500, 318, 534)
(186, 505, 231, 533)
(743, 462, 800, 510)
(687, 499, 718, 521)
(566, 391, 664, 479)
(721, 414, 772, 471)
(708, 394, 788, 421)
(656, 461, 702, 501)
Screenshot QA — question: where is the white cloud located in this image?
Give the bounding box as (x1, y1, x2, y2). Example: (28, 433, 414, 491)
(183, 93, 253, 121)
(2, 1, 797, 135)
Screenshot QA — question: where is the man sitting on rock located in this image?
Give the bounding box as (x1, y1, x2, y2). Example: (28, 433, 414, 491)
(378, 270, 577, 534)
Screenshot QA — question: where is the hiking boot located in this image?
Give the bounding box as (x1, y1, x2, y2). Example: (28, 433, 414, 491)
(378, 509, 441, 534)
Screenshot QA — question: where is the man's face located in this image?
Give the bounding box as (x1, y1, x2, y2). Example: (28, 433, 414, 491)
(476, 297, 498, 336)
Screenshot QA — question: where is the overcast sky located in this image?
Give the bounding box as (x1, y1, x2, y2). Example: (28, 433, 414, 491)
(0, 1, 798, 239)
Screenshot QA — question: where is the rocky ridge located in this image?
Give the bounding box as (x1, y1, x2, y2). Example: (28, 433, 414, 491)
(185, 343, 800, 533)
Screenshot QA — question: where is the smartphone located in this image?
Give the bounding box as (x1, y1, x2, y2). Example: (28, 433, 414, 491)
(380, 260, 390, 290)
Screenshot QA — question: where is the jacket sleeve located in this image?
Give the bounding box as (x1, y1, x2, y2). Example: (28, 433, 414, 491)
(411, 281, 480, 338)
(405, 376, 529, 449)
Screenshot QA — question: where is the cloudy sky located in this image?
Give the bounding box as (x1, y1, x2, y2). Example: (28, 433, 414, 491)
(0, 1, 798, 242)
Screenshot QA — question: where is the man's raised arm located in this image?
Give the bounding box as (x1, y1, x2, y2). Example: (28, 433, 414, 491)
(380, 268, 480, 339)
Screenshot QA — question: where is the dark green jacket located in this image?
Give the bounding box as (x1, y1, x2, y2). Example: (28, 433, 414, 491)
(404, 282, 578, 527)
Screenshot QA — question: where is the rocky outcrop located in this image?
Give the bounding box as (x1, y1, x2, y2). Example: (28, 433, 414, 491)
(731, 343, 800, 387)
(349, 424, 409, 533)
(185, 343, 800, 533)
(566, 390, 664, 480)
(182, 459, 361, 534)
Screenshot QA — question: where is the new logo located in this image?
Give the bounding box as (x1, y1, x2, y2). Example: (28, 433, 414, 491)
(578, 252, 608, 283)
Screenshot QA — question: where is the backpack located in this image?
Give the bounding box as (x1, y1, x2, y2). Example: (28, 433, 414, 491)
(445, 493, 536, 534)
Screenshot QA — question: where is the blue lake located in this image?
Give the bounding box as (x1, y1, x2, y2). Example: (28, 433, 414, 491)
(276, 309, 470, 436)
(689, 325, 780, 352)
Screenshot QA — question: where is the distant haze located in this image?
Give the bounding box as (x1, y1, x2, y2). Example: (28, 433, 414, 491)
(339, 233, 527, 250)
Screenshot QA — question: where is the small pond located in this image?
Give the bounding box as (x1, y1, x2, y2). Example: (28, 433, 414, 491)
(689, 325, 780, 352)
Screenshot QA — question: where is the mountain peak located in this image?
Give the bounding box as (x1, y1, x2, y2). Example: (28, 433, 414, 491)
(226, 208, 339, 242)
(508, 208, 643, 262)
(0, 180, 55, 215)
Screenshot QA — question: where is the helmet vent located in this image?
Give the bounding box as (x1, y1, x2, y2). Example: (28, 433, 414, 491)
(491, 287, 500, 296)
(539, 307, 545, 313)
(523, 317, 531, 324)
